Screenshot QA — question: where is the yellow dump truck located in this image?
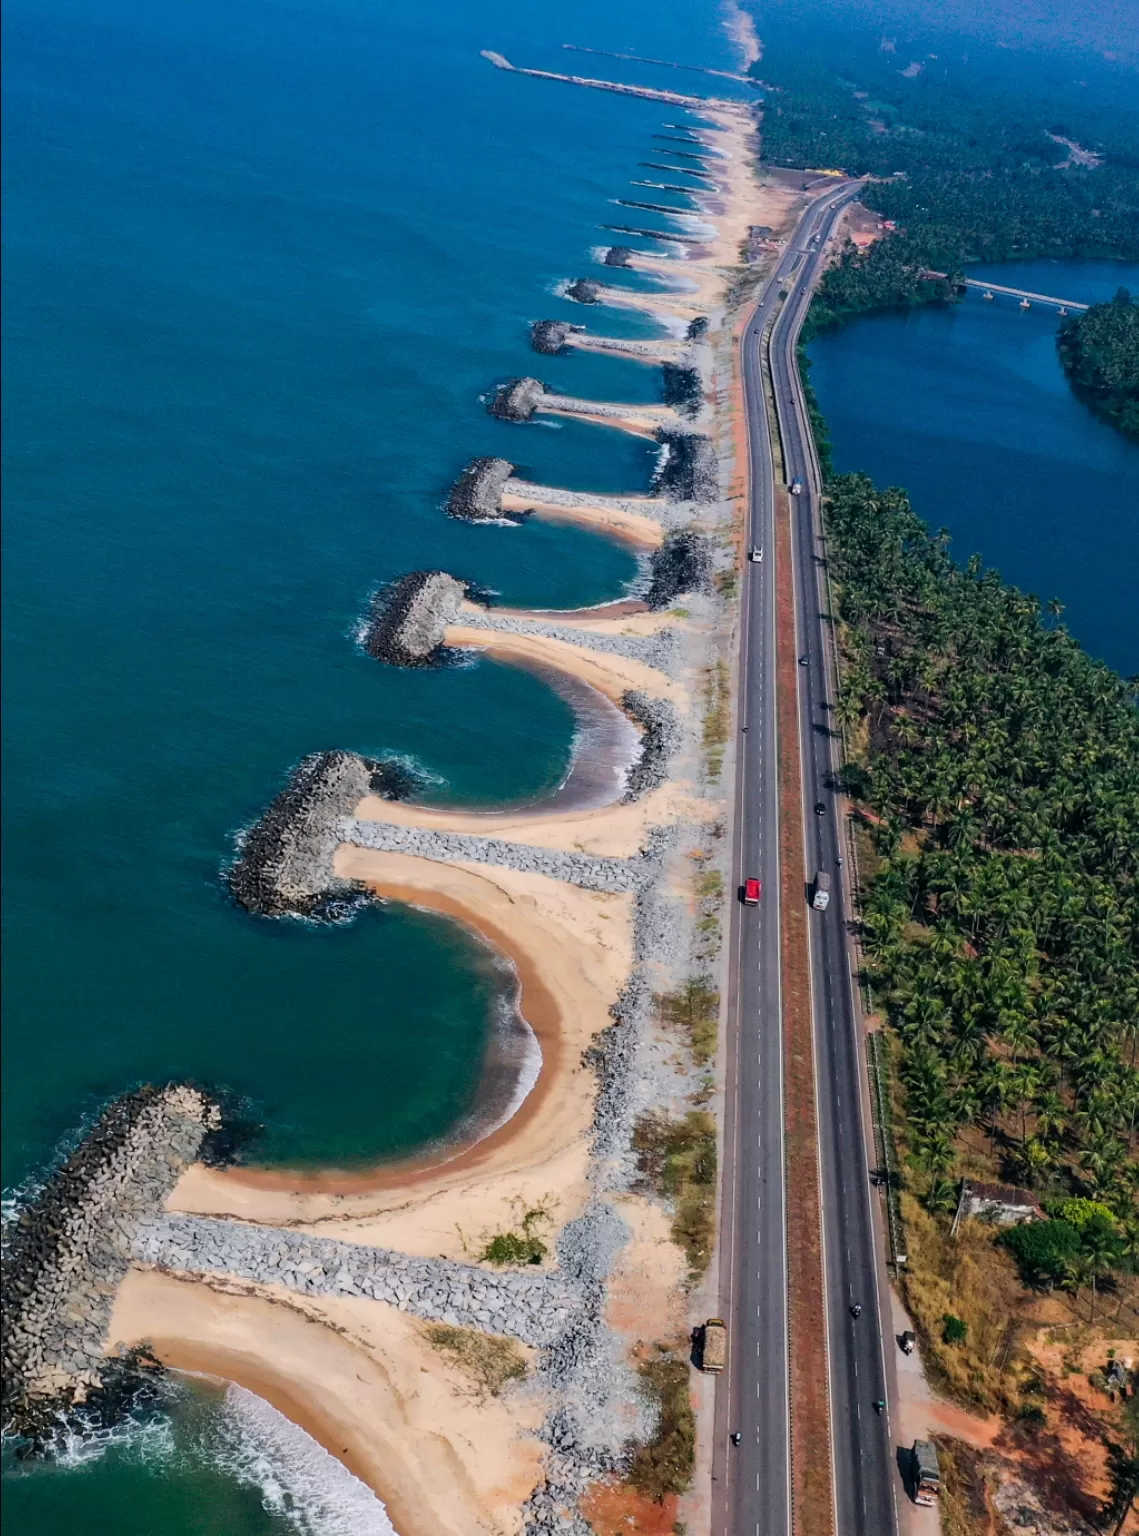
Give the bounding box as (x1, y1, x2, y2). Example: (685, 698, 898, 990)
(702, 1318, 727, 1373)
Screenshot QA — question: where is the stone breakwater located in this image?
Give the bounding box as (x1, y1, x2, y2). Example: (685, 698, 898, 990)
(503, 478, 691, 531)
(2, 1084, 221, 1441)
(565, 279, 602, 304)
(646, 528, 714, 609)
(602, 245, 634, 267)
(620, 690, 681, 801)
(531, 320, 574, 355)
(490, 378, 666, 427)
(459, 608, 681, 675)
(654, 426, 718, 502)
(361, 570, 466, 666)
(228, 750, 384, 918)
(133, 1214, 579, 1348)
(446, 456, 516, 522)
(489, 376, 549, 422)
(342, 818, 641, 893)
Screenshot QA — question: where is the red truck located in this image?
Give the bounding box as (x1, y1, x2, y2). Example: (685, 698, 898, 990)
(742, 877, 761, 906)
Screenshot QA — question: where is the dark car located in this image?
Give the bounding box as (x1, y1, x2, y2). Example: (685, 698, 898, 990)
(814, 801, 826, 815)
(798, 654, 810, 666)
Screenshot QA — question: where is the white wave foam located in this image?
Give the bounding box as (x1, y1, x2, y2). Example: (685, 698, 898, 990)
(217, 1384, 397, 1536)
(48, 1409, 176, 1469)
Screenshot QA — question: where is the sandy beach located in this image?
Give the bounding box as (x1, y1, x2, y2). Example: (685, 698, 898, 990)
(107, 1268, 545, 1536)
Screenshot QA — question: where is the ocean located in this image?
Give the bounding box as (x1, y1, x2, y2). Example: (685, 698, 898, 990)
(2, 0, 747, 1526)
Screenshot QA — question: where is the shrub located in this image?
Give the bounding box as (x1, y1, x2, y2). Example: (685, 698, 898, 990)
(627, 1354, 695, 1501)
(1003, 1219, 1081, 1288)
(942, 1314, 968, 1345)
(632, 1111, 717, 1280)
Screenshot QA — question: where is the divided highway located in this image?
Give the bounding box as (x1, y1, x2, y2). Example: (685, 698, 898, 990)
(715, 182, 899, 1536)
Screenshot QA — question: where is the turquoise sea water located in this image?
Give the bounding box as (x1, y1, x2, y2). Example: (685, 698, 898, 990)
(2, 0, 747, 1526)
(807, 261, 1139, 676)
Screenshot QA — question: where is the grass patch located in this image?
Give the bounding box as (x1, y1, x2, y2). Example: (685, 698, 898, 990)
(423, 1324, 527, 1398)
(476, 1199, 553, 1267)
(660, 978, 720, 1066)
(930, 1437, 992, 1536)
(900, 1195, 1024, 1412)
(633, 1111, 717, 1280)
(627, 1350, 696, 1501)
(702, 660, 730, 779)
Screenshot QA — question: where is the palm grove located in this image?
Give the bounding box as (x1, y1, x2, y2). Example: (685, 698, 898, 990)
(828, 476, 1138, 1280)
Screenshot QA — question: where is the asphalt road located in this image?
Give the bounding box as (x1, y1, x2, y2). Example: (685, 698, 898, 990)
(715, 182, 899, 1536)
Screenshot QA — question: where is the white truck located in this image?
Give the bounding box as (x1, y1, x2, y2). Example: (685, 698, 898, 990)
(812, 871, 831, 911)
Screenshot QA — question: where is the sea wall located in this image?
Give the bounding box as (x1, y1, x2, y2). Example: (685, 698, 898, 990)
(362, 570, 466, 666)
(620, 690, 682, 800)
(654, 426, 718, 502)
(662, 362, 704, 418)
(228, 750, 381, 917)
(645, 528, 714, 609)
(1, 1084, 221, 1441)
(447, 457, 516, 521)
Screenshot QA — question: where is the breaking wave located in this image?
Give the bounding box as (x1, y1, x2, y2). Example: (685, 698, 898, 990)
(214, 1384, 397, 1536)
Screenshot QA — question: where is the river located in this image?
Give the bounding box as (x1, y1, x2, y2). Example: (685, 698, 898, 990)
(807, 259, 1139, 676)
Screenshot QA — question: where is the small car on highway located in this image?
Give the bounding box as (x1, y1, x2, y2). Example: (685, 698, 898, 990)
(815, 801, 826, 816)
(741, 877, 762, 906)
(748, 546, 763, 562)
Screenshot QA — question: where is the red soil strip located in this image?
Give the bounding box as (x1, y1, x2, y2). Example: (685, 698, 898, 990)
(580, 1481, 680, 1535)
(775, 487, 836, 1536)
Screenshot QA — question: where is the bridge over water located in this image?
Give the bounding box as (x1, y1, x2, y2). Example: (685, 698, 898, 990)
(961, 277, 1088, 311)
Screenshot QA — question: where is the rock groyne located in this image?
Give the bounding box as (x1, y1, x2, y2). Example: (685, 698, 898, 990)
(489, 377, 548, 422)
(2, 1084, 221, 1443)
(654, 426, 718, 502)
(447, 456, 516, 521)
(565, 279, 602, 305)
(362, 570, 466, 666)
(602, 246, 634, 268)
(228, 750, 385, 918)
(645, 529, 714, 609)
(531, 320, 572, 355)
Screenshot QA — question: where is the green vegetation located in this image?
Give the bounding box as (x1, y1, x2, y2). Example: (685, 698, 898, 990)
(423, 1324, 527, 1397)
(701, 659, 731, 779)
(1057, 290, 1139, 440)
(751, 17, 1139, 335)
(477, 1200, 553, 1267)
(632, 1111, 717, 1280)
(627, 1349, 696, 1501)
(822, 470, 1139, 1302)
(660, 976, 720, 1066)
(942, 1313, 968, 1345)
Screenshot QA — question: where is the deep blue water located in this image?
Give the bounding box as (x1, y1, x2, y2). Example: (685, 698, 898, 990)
(2, 0, 747, 1526)
(807, 260, 1139, 675)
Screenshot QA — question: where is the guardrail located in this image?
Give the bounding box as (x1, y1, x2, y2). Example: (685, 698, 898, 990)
(866, 1031, 906, 1270)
